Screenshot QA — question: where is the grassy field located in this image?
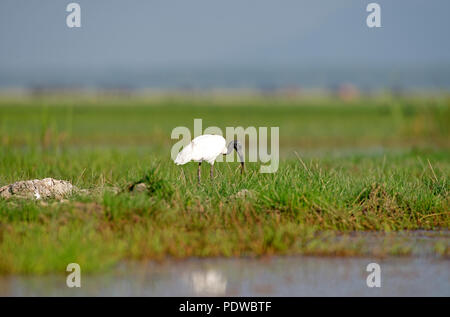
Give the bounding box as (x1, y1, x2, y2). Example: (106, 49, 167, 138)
(0, 94, 449, 274)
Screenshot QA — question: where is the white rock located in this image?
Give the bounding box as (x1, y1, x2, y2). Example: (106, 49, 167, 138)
(0, 178, 74, 200)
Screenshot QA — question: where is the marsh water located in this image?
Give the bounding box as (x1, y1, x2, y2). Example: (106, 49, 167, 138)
(0, 257, 448, 297)
(0, 231, 449, 296)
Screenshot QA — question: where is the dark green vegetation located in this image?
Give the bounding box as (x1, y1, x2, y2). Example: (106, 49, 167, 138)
(0, 94, 449, 274)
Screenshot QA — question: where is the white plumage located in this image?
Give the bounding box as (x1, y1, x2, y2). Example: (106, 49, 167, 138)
(175, 134, 227, 166)
(174, 134, 244, 182)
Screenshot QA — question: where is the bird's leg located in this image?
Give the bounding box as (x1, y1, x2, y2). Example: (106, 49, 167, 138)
(197, 162, 202, 183)
(210, 164, 214, 179)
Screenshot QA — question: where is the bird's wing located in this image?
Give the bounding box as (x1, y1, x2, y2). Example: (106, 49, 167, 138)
(174, 135, 226, 165)
(191, 135, 226, 163)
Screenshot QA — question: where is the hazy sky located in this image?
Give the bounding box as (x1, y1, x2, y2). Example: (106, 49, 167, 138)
(1, 0, 449, 71)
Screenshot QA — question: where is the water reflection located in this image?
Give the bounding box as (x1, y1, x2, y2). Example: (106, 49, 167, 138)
(184, 270, 227, 295)
(0, 256, 448, 296)
(0, 229, 449, 297)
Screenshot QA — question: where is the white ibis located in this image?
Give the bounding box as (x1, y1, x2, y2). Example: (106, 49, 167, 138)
(174, 134, 244, 182)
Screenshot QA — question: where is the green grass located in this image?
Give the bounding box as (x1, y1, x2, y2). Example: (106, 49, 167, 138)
(0, 94, 449, 274)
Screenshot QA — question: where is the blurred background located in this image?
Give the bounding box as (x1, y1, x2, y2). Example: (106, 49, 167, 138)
(1, 0, 450, 94)
(0, 0, 449, 171)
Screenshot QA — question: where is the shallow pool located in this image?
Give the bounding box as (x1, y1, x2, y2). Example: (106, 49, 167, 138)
(0, 256, 448, 296)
